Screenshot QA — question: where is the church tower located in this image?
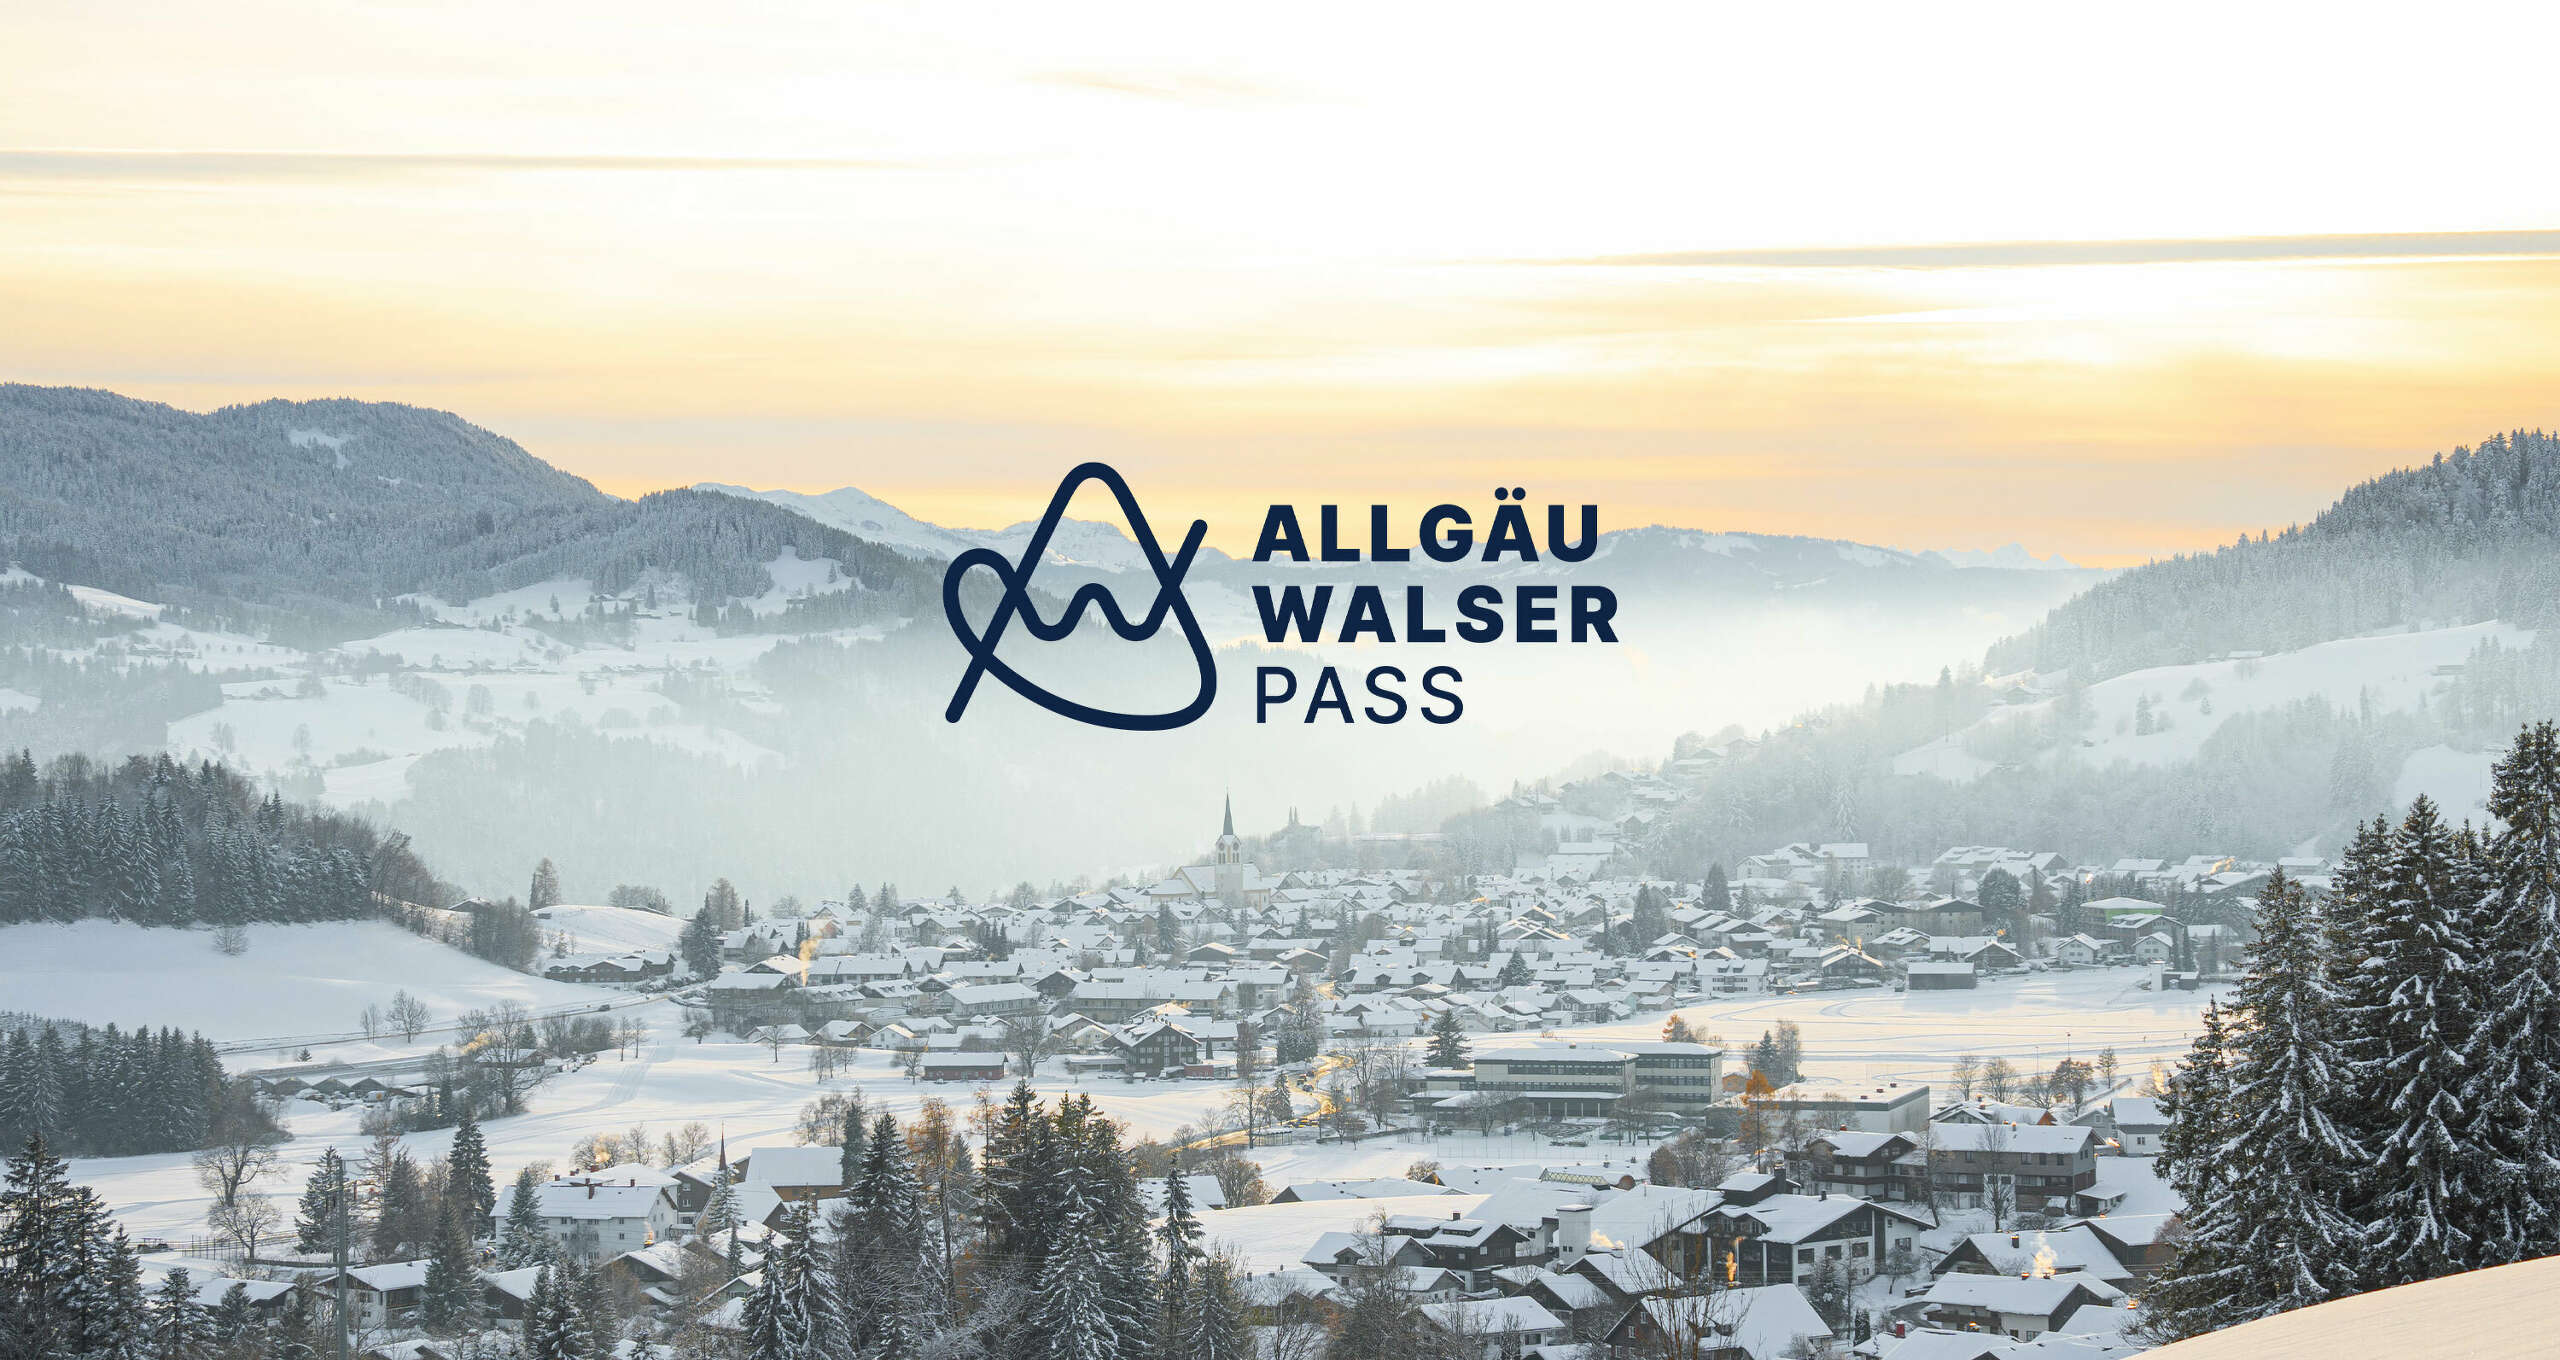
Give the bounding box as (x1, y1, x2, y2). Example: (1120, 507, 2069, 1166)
(1214, 794, 1245, 907)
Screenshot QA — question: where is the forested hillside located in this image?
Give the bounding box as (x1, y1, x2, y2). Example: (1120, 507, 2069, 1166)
(1985, 429, 2560, 680)
(0, 751, 448, 927)
(0, 386, 942, 642)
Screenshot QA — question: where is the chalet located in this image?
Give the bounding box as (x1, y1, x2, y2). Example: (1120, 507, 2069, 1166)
(1915, 1270, 2126, 1340)
(1925, 1121, 2099, 1214)
(740, 1146, 846, 1204)
(1116, 1018, 1204, 1077)
(2072, 1095, 2167, 1156)
(1797, 1131, 1922, 1202)
(495, 1167, 680, 1261)
(1421, 1297, 1568, 1358)
(1935, 1227, 2133, 1288)
(1663, 1194, 1932, 1288)
(1624, 1284, 1834, 1360)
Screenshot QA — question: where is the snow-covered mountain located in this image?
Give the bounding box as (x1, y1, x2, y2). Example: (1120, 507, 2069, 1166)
(1923, 543, 2083, 571)
(696, 482, 1240, 573)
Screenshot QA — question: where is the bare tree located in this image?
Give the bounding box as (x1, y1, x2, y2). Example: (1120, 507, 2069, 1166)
(1001, 1017, 1054, 1078)
(208, 1195, 279, 1264)
(193, 1133, 283, 1212)
(388, 990, 432, 1042)
(1978, 1056, 2016, 1102)
(358, 1003, 384, 1038)
(1948, 1053, 1980, 1100)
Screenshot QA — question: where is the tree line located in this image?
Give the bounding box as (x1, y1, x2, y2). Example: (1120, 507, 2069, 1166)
(2144, 719, 2560, 1340)
(0, 1020, 272, 1159)
(0, 752, 447, 930)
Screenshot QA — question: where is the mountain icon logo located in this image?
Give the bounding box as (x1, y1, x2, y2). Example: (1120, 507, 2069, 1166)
(941, 462, 1218, 730)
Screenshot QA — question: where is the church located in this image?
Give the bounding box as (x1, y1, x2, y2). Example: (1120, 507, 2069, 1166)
(1145, 796, 1279, 910)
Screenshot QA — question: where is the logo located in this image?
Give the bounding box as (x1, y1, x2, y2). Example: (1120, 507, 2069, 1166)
(941, 461, 1218, 731)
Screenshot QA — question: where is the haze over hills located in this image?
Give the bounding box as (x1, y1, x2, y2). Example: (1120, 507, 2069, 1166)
(1636, 426, 2560, 874)
(28, 386, 2548, 902)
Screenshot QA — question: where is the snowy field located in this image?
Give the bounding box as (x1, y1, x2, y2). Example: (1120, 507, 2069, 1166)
(25, 943, 2222, 1249)
(530, 904, 690, 956)
(1895, 619, 2530, 808)
(0, 921, 616, 1051)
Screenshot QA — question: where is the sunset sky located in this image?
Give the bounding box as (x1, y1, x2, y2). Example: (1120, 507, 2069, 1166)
(7, 3, 2560, 564)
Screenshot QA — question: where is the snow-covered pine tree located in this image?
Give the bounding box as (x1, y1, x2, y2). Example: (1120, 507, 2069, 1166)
(2192, 871, 2362, 1325)
(837, 1112, 924, 1358)
(1157, 1169, 1202, 1330)
(740, 1201, 845, 1360)
(447, 1108, 495, 1226)
(422, 1201, 479, 1334)
(76, 1220, 152, 1360)
(573, 1257, 616, 1360)
(148, 1265, 210, 1360)
(521, 1266, 578, 1360)
(498, 1165, 554, 1269)
(2462, 721, 2560, 1263)
(290, 1147, 347, 1261)
(1028, 1198, 1118, 1360)
(2349, 797, 2489, 1283)
(834, 1092, 870, 1199)
(1181, 1255, 1253, 1360)
(1424, 1009, 1469, 1070)
(2143, 1004, 2241, 1342)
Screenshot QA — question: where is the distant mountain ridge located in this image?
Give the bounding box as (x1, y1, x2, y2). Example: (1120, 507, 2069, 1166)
(704, 481, 2103, 592)
(1985, 428, 2560, 681)
(0, 385, 942, 641)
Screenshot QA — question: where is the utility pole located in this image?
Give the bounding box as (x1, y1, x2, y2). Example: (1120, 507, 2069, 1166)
(334, 1175, 350, 1360)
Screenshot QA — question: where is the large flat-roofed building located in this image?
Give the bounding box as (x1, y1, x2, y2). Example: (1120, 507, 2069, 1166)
(1764, 1079, 1931, 1134)
(1467, 1040, 1723, 1118)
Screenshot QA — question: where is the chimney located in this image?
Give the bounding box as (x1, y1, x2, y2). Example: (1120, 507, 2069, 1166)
(2010, 1233, 2021, 1248)
(587, 1182, 595, 1199)
(1556, 1204, 1594, 1265)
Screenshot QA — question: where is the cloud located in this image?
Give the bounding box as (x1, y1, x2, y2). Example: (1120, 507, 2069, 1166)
(1540, 230, 2560, 270)
(0, 149, 914, 182)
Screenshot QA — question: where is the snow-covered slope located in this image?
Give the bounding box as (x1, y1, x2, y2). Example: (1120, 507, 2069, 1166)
(0, 920, 610, 1046)
(699, 482, 1224, 572)
(530, 904, 688, 955)
(1895, 620, 2529, 788)
(2144, 1254, 2560, 1359)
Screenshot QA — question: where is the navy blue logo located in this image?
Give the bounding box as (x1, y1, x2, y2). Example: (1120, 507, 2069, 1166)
(942, 461, 1218, 730)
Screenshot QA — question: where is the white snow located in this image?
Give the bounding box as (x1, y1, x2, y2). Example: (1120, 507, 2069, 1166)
(0, 920, 611, 1047)
(0, 687, 37, 714)
(1896, 620, 2532, 779)
(2393, 744, 2500, 828)
(531, 904, 688, 956)
(2143, 1253, 2560, 1359)
(1203, 1194, 1492, 1274)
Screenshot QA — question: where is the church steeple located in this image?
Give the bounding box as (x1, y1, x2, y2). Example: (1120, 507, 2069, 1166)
(1222, 793, 1236, 838)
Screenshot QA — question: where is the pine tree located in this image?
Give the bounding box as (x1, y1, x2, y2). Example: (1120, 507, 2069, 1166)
(835, 1092, 870, 1195)
(522, 1265, 583, 1360)
(1028, 1203, 1117, 1360)
(837, 1112, 925, 1357)
(421, 1201, 478, 1334)
(2346, 798, 2487, 1282)
(498, 1166, 554, 1269)
(147, 1265, 210, 1360)
(573, 1257, 616, 1360)
(2147, 870, 2363, 1336)
(447, 1107, 495, 1227)
(528, 859, 562, 911)
(740, 1201, 844, 1360)
(1494, 953, 1532, 988)
(1424, 1009, 1469, 1069)
(80, 1222, 152, 1360)
(0, 1134, 107, 1360)
(2462, 721, 2560, 1263)
(1182, 1255, 1253, 1360)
